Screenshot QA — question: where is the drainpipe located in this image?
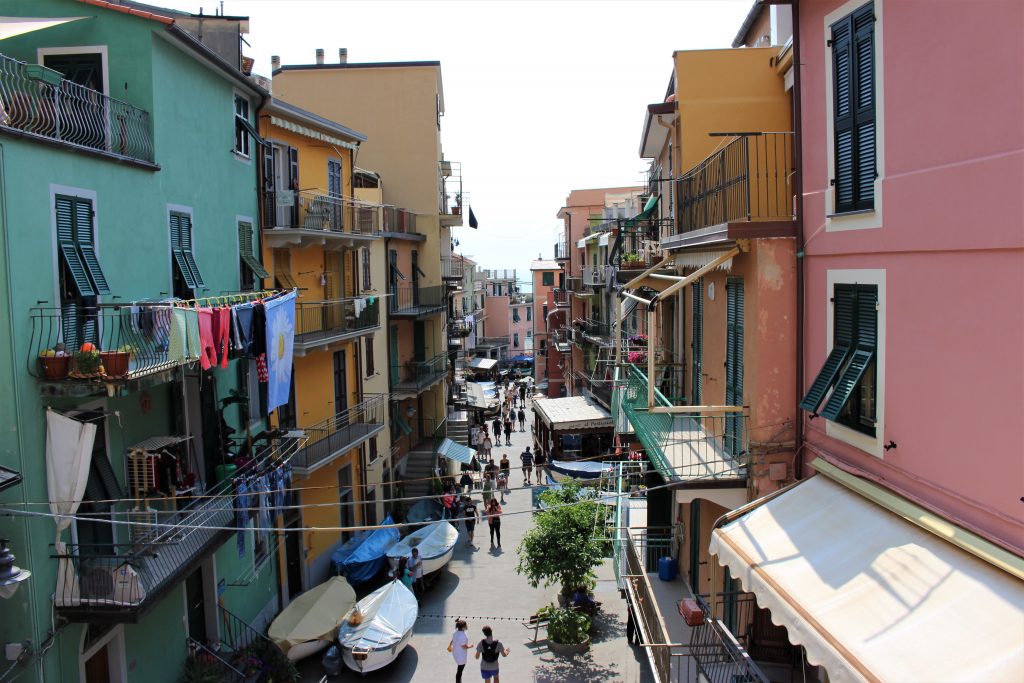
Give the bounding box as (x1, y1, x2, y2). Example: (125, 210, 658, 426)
(793, 0, 807, 479)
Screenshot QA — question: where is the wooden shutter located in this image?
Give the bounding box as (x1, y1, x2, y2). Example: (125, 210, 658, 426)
(72, 197, 110, 295)
(832, 4, 875, 213)
(238, 221, 269, 279)
(853, 6, 876, 209)
(55, 195, 95, 297)
(831, 15, 856, 213)
(361, 248, 371, 290)
(725, 279, 744, 454)
(691, 278, 703, 404)
(800, 285, 856, 413)
(820, 285, 877, 421)
(287, 147, 299, 190)
(273, 249, 297, 290)
(170, 212, 204, 290)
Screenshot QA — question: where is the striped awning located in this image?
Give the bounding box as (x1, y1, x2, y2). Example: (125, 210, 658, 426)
(436, 438, 475, 465)
(270, 116, 358, 150)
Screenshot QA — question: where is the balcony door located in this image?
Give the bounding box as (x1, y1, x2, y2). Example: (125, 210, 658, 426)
(273, 144, 298, 227)
(413, 321, 426, 362)
(724, 278, 744, 455)
(324, 252, 342, 331)
(333, 350, 349, 419)
(390, 325, 400, 384)
(327, 158, 343, 230)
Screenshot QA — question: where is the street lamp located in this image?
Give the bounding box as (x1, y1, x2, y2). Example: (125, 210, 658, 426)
(0, 539, 30, 599)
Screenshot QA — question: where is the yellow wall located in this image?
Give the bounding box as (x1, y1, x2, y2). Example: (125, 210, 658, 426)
(254, 121, 354, 198)
(299, 449, 363, 564)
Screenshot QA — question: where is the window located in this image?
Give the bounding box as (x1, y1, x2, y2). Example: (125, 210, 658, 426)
(234, 95, 254, 158)
(800, 283, 878, 436)
(56, 195, 109, 297)
(43, 52, 104, 92)
(512, 309, 521, 323)
(526, 307, 532, 321)
(542, 304, 548, 321)
(338, 465, 353, 543)
(539, 339, 546, 350)
(361, 248, 371, 290)
(273, 249, 297, 290)
(364, 338, 375, 377)
(368, 436, 379, 463)
(830, 3, 875, 213)
(170, 211, 204, 298)
(542, 272, 554, 287)
(526, 330, 532, 338)
(513, 333, 520, 348)
(238, 221, 268, 290)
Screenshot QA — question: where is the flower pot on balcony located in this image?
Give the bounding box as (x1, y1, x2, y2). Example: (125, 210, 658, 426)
(38, 354, 69, 379)
(451, 206, 461, 215)
(619, 261, 647, 271)
(100, 351, 130, 378)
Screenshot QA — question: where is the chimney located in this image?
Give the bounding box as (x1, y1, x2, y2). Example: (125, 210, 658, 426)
(271, 55, 280, 71)
(339, 48, 348, 64)
(315, 48, 325, 65)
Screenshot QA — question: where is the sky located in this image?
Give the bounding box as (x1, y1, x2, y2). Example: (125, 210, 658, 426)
(155, 0, 752, 280)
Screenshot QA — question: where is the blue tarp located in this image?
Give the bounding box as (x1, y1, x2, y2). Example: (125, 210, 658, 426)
(507, 354, 534, 362)
(549, 459, 615, 480)
(331, 515, 400, 584)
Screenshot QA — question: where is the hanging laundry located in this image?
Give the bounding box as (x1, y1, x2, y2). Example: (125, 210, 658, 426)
(184, 308, 201, 360)
(264, 291, 297, 412)
(353, 297, 366, 318)
(212, 307, 231, 368)
(197, 308, 217, 370)
(168, 309, 189, 363)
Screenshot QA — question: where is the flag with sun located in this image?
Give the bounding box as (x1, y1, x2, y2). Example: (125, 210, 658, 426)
(265, 290, 297, 412)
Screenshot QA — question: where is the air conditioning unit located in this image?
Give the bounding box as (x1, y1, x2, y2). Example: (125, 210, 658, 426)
(81, 563, 146, 605)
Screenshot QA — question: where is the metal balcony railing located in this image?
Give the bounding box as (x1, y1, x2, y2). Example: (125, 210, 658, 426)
(53, 435, 302, 621)
(552, 288, 570, 307)
(553, 240, 569, 260)
(186, 637, 246, 683)
(382, 205, 419, 234)
(392, 353, 448, 392)
(292, 395, 386, 473)
(689, 596, 770, 683)
(575, 318, 612, 341)
(439, 160, 464, 219)
(294, 298, 379, 349)
(261, 190, 380, 234)
(390, 284, 446, 315)
(484, 269, 516, 280)
(0, 53, 154, 164)
(475, 336, 509, 349)
(675, 132, 794, 234)
(442, 255, 464, 280)
(582, 265, 607, 287)
(218, 603, 272, 656)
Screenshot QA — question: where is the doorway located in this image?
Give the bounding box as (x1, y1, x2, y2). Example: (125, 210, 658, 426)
(333, 350, 348, 417)
(184, 567, 208, 644)
(284, 516, 303, 601)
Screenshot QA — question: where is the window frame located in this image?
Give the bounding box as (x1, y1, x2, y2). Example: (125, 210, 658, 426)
(233, 93, 252, 159)
(237, 217, 268, 290)
(541, 272, 554, 287)
(168, 205, 204, 298)
(361, 248, 372, 291)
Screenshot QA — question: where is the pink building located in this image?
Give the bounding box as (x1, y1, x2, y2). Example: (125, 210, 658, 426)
(531, 259, 563, 395)
(708, 3, 1024, 681)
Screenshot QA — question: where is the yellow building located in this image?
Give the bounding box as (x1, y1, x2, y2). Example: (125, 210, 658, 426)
(274, 52, 460, 504)
(256, 97, 390, 596)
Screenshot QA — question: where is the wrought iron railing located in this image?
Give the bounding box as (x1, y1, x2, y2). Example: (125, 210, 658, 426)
(260, 190, 380, 233)
(292, 395, 386, 473)
(390, 283, 446, 314)
(553, 288, 569, 307)
(391, 352, 448, 392)
(0, 53, 154, 163)
(52, 436, 302, 620)
(294, 298, 379, 347)
(674, 132, 794, 234)
(689, 596, 770, 683)
(553, 240, 569, 260)
(439, 159, 464, 218)
(582, 265, 607, 287)
(575, 318, 613, 341)
(442, 255, 464, 280)
(621, 365, 749, 483)
(218, 603, 272, 655)
(186, 637, 246, 682)
(382, 205, 419, 234)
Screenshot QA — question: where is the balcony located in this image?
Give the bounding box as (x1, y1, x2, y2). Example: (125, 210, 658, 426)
(53, 435, 302, 623)
(294, 298, 379, 355)
(260, 191, 381, 249)
(291, 395, 386, 474)
(442, 255, 464, 281)
(565, 276, 583, 293)
(439, 160, 464, 227)
(666, 132, 795, 250)
(582, 265, 607, 287)
(620, 364, 749, 485)
(484, 269, 516, 281)
(553, 288, 570, 308)
(381, 205, 422, 239)
(551, 329, 572, 354)
(391, 352, 448, 395)
(0, 53, 155, 167)
(574, 318, 613, 347)
(389, 284, 447, 318)
(553, 240, 569, 260)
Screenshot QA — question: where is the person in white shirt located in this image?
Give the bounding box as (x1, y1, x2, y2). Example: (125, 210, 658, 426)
(408, 548, 425, 602)
(448, 618, 472, 682)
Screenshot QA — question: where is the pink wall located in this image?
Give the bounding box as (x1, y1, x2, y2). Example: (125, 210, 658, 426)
(800, 0, 1024, 552)
(510, 303, 532, 352)
(484, 296, 511, 338)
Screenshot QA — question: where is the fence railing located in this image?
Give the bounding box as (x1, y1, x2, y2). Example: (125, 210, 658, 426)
(382, 205, 419, 234)
(218, 603, 272, 655)
(294, 298, 380, 347)
(675, 132, 794, 234)
(553, 288, 569, 307)
(292, 394, 386, 473)
(439, 159, 463, 217)
(390, 283, 446, 313)
(392, 352, 448, 392)
(260, 190, 380, 234)
(582, 265, 607, 287)
(553, 240, 569, 260)
(186, 637, 246, 683)
(442, 255, 465, 280)
(689, 596, 770, 683)
(0, 53, 154, 163)
(575, 318, 613, 341)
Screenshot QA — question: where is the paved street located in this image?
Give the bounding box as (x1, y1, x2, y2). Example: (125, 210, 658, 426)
(302, 394, 653, 682)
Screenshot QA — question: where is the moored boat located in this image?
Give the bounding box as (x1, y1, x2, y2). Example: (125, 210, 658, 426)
(338, 580, 418, 673)
(386, 521, 459, 575)
(548, 458, 615, 482)
(269, 576, 357, 661)
(331, 515, 401, 585)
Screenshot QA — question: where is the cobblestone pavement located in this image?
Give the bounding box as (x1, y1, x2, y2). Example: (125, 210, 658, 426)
(302, 393, 653, 682)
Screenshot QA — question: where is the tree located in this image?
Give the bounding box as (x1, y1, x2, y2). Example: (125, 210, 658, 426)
(515, 481, 607, 594)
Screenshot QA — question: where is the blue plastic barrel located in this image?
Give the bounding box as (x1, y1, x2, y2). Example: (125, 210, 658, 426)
(658, 555, 678, 581)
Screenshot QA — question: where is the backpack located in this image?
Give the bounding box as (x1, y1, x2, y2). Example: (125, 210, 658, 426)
(480, 639, 500, 663)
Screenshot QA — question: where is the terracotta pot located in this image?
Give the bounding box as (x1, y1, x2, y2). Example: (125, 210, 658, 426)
(548, 637, 591, 656)
(38, 355, 69, 379)
(100, 351, 130, 378)
(620, 261, 647, 270)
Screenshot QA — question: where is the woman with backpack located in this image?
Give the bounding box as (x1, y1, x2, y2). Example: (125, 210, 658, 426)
(474, 625, 510, 682)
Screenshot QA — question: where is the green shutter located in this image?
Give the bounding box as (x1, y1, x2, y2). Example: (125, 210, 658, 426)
(725, 279, 744, 455)
(853, 6, 876, 209)
(170, 212, 205, 290)
(73, 197, 110, 295)
(691, 278, 703, 404)
(800, 285, 856, 413)
(238, 221, 269, 279)
(820, 285, 877, 420)
(832, 4, 875, 213)
(832, 15, 856, 213)
(55, 196, 95, 297)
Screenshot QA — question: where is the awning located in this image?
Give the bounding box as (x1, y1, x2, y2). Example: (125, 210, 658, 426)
(270, 115, 358, 150)
(598, 233, 610, 247)
(622, 194, 660, 228)
(709, 464, 1024, 683)
(532, 396, 612, 432)
(436, 438, 475, 465)
(620, 247, 738, 306)
(467, 357, 497, 370)
(0, 16, 88, 40)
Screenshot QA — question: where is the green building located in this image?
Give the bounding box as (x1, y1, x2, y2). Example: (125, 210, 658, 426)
(0, 2, 287, 680)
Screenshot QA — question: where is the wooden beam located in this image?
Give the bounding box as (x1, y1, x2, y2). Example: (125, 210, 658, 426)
(649, 405, 746, 414)
(656, 247, 740, 301)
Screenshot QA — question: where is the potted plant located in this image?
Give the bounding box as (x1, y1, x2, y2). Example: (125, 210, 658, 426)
(620, 252, 647, 270)
(70, 344, 103, 378)
(452, 193, 462, 215)
(182, 653, 225, 683)
(38, 344, 69, 379)
(544, 604, 592, 655)
(627, 350, 648, 365)
(100, 344, 133, 378)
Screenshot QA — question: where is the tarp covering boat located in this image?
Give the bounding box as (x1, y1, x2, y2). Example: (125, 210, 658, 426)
(549, 459, 615, 480)
(269, 576, 357, 658)
(338, 580, 417, 653)
(387, 521, 459, 574)
(331, 515, 400, 584)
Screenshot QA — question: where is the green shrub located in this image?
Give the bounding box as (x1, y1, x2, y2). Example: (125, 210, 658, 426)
(546, 605, 591, 645)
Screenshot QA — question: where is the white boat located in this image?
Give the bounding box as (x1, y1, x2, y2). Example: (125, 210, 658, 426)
(268, 576, 357, 661)
(338, 580, 418, 673)
(386, 521, 459, 575)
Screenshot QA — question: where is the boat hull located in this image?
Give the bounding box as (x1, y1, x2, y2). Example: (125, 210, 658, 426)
(342, 629, 413, 673)
(285, 638, 329, 662)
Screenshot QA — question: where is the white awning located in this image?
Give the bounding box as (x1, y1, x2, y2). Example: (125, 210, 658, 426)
(467, 357, 497, 370)
(0, 16, 88, 40)
(436, 438, 475, 465)
(599, 233, 610, 247)
(710, 468, 1024, 683)
(270, 116, 358, 150)
(532, 396, 612, 431)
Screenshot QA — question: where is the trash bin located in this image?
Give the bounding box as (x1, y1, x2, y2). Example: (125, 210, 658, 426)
(658, 555, 678, 581)
(214, 463, 237, 484)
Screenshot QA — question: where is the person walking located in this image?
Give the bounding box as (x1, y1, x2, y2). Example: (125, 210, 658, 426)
(498, 454, 510, 503)
(408, 548, 425, 603)
(475, 625, 510, 683)
(461, 495, 479, 547)
(492, 416, 502, 439)
(533, 448, 547, 485)
(486, 498, 502, 548)
(517, 407, 526, 432)
(449, 618, 472, 683)
(520, 446, 534, 485)
(503, 419, 513, 446)
(482, 474, 494, 507)
(394, 556, 414, 591)
(459, 469, 473, 495)
(519, 384, 526, 404)
(482, 434, 493, 459)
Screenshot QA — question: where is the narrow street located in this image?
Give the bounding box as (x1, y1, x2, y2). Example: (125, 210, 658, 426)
(301, 393, 652, 682)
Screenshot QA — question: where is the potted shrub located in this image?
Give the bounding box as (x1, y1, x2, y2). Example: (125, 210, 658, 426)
(182, 653, 225, 683)
(452, 193, 462, 215)
(620, 252, 647, 270)
(627, 350, 648, 365)
(100, 344, 133, 378)
(70, 344, 103, 378)
(38, 344, 69, 379)
(544, 604, 592, 655)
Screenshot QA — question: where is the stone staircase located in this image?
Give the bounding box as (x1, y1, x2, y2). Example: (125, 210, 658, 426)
(403, 444, 440, 499)
(447, 411, 469, 447)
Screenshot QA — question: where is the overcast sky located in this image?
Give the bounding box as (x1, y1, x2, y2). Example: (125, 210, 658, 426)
(157, 0, 751, 281)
